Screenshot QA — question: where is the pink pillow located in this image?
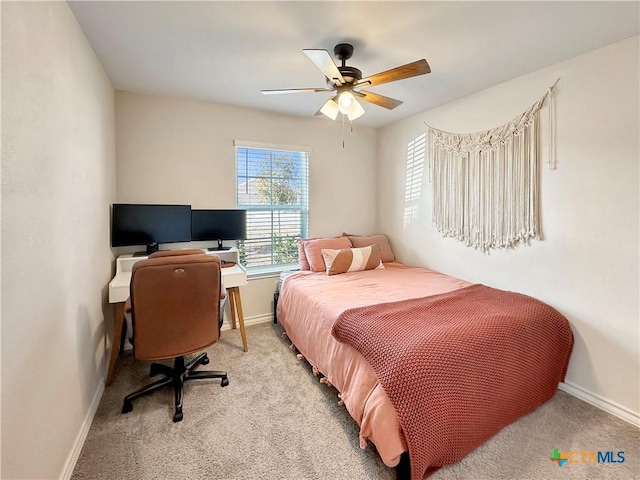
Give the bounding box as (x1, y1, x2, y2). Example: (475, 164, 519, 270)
(303, 237, 352, 272)
(346, 234, 395, 263)
(297, 239, 312, 270)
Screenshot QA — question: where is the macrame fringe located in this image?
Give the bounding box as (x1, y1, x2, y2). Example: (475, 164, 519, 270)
(424, 81, 558, 252)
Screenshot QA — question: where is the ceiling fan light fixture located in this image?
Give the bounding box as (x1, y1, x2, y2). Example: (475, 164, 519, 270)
(337, 91, 355, 113)
(347, 100, 365, 121)
(319, 98, 339, 120)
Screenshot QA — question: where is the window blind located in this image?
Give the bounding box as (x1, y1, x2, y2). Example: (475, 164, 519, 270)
(404, 133, 426, 227)
(235, 143, 309, 270)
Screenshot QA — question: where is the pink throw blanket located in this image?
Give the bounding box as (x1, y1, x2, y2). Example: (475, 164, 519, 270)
(332, 284, 574, 480)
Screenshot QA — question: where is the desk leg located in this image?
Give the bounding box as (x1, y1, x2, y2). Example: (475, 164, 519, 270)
(106, 302, 125, 386)
(228, 287, 248, 352)
(229, 292, 238, 330)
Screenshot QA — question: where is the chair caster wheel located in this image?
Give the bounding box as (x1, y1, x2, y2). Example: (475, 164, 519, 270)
(122, 401, 133, 414)
(173, 410, 183, 422)
(221, 376, 229, 387)
(201, 355, 210, 366)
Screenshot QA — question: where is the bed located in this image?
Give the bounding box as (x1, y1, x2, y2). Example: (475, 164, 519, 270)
(275, 236, 574, 480)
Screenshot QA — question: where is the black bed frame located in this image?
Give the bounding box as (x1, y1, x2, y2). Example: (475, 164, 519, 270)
(273, 292, 279, 324)
(274, 290, 412, 480)
(396, 452, 411, 479)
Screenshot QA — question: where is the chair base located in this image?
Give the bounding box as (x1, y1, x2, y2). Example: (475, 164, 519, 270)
(122, 352, 228, 422)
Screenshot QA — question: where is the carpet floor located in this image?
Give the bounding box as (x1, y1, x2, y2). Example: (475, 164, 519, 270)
(72, 322, 639, 480)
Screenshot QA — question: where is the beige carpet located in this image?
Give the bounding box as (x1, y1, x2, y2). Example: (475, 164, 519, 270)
(72, 322, 639, 480)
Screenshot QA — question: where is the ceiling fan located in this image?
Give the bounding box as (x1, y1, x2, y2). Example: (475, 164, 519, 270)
(261, 43, 431, 121)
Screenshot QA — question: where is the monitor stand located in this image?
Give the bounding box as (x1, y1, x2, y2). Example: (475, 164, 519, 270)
(134, 242, 159, 256)
(208, 239, 231, 251)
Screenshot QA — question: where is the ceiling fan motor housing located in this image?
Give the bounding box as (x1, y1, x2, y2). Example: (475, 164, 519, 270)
(331, 43, 362, 84)
(327, 66, 362, 86)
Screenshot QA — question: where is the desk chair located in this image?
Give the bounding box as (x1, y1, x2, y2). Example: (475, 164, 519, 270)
(122, 249, 228, 422)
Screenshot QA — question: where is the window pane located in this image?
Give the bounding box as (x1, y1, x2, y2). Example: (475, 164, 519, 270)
(236, 146, 309, 269)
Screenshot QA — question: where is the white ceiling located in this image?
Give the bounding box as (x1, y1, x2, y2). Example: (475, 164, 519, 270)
(69, 1, 639, 128)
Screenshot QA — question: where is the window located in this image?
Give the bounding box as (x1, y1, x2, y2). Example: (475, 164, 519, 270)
(404, 132, 426, 227)
(235, 141, 309, 273)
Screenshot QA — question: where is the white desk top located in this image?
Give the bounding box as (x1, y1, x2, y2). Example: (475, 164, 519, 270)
(108, 250, 247, 303)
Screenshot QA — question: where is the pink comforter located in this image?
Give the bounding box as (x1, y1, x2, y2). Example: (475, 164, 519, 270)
(276, 263, 471, 467)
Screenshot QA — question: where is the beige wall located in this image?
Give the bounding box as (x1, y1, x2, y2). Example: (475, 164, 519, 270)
(115, 91, 379, 318)
(1, 2, 116, 478)
(378, 36, 639, 421)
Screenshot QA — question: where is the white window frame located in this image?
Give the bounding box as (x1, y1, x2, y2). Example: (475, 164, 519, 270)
(234, 140, 310, 276)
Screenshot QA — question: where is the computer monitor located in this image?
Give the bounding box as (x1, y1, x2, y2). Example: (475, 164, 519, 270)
(111, 203, 192, 255)
(191, 209, 247, 251)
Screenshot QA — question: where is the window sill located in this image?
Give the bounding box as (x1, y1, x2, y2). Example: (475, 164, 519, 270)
(246, 264, 299, 280)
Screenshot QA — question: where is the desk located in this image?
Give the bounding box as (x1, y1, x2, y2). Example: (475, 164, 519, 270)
(106, 248, 248, 385)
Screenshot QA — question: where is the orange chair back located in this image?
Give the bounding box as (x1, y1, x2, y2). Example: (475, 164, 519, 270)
(130, 253, 221, 361)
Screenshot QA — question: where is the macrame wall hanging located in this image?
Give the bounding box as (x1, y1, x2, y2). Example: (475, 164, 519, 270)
(425, 79, 558, 252)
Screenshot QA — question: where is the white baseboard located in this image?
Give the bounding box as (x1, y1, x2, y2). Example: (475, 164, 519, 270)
(60, 377, 105, 479)
(559, 381, 639, 427)
(221, 312, 273, 331)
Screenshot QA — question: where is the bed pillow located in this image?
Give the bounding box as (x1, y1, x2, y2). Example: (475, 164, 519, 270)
(343, 233, 395, 263)
(297, 238, 317, 271)
(303, 236, 352, 272)
(322, 245, 385, 276)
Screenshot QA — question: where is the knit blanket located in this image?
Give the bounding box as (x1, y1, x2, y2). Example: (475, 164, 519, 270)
(331, 284, 574, 480)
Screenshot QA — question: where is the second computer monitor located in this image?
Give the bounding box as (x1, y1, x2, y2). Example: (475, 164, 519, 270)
(191, 209, 247, 251)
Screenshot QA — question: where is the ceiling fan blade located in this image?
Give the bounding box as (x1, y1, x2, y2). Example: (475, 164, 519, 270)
(303, 49, 345, 86)
(261, 87, 335, 95)
(355, 59, 431, 88)
(357, 90, 404, 110)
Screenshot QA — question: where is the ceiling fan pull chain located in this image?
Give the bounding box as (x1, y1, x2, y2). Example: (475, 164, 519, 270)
(342, 114, 346, 148)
